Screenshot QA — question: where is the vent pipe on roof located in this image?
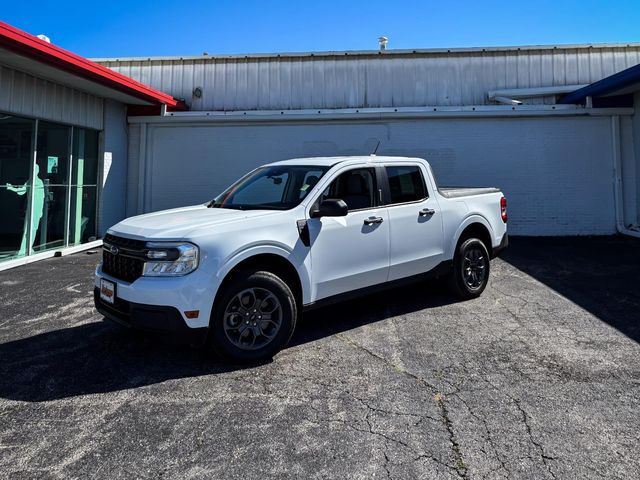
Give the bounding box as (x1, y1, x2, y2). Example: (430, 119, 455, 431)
(378, 36, 388, 51)
(36, 34, 51, 43)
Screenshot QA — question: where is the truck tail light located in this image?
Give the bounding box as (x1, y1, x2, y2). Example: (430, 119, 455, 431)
(500, 197, 508, 223)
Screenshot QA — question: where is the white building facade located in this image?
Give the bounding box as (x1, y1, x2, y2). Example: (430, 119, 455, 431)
(95, 44, 640, 236)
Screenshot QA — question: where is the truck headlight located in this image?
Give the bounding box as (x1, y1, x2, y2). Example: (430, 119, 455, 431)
(143, 242, 199, 276)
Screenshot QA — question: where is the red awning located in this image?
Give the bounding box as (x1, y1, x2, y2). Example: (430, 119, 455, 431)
(0, 21, 186, 110)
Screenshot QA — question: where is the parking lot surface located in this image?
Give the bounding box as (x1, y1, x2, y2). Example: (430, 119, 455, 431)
(0, 237, 638, 479)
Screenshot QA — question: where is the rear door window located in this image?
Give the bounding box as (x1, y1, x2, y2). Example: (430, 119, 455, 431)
(385, 166, 427, 204)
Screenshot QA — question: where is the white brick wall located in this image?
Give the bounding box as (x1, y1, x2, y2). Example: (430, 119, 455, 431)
(129, 114, 621, 236)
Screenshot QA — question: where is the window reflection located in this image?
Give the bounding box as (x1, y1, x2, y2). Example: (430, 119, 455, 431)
(0, 114, 34, 260)
(69, 128, 99, 245)
(0, 114, 101, 263)
(69, 187, 97, 246)
(33, 122, 71, 252)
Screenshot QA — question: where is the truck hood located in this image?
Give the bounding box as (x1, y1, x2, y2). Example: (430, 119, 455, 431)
(108, 205, 279, 240)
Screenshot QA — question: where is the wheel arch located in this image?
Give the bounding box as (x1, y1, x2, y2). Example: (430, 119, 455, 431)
(451, 216, 495, 258)
(214, 249, 306, 313)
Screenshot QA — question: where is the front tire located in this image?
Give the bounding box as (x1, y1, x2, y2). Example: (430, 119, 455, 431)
(447, 238, 490, 299)
(209, 270, 297, 363)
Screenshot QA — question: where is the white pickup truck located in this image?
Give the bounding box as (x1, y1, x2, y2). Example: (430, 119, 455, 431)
(95, 156, 507, 361)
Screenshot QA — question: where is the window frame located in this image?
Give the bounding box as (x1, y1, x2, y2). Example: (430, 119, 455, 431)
(308, 166, 382, 216)
(379, 163, 430, 207)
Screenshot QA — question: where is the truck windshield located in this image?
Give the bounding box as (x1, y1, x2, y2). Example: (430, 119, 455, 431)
(209, 165, 329, 210)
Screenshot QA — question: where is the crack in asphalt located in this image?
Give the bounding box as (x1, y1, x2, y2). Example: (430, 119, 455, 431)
(228, 370, 446, 476)
(382, 449, 393, 479)
(335, 334, 441, 393)
(335, 334, 468, 478)
(452, 392, 511, 479)
(481, 376, 557, 479)
(434, 392, 468, 479)
(512, 397, 557, 479)
(345, 390, 439, 423)
(334, 315, 550, 480)
(317, 406, 463, 478)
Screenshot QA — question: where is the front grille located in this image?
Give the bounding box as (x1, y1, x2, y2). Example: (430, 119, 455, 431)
(104, 233, 146, 250)
(102, 234, 146, 283)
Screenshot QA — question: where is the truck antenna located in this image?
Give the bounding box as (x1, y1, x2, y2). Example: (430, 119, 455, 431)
(371, 140, 381, 156)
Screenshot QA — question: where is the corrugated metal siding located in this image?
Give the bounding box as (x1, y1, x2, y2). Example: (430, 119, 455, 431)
(0, 64, 103, 129)
(98, 46, 640, 111)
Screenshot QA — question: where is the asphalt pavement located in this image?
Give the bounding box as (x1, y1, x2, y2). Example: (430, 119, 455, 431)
(0, 236, 638, 479)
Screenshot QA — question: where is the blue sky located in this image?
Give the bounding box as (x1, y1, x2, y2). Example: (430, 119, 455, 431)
(3, 1, 640, 58)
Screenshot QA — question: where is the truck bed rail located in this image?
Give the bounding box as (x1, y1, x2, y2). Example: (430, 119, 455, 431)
(438, 187, 501, 199)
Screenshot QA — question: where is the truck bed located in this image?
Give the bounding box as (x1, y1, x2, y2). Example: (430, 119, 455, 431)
(438, 187, 501, 199)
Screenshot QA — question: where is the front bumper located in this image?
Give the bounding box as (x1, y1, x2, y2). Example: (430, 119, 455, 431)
(95, 263, 218, 329)
(94, 288, 208, 345)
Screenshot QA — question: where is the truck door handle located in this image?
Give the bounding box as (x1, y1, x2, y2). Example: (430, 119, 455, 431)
(419, 208, 435, 217)
(364, 216, 384, 225)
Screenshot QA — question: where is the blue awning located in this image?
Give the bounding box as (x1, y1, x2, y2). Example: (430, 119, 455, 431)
(559, 63, 640, 104)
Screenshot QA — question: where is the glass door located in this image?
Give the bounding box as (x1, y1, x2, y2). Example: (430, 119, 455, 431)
(32, 121, 71, 253)
(0, 114, 35, 261)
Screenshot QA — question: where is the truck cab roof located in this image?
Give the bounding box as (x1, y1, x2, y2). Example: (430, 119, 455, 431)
(265, 155, 428, 168)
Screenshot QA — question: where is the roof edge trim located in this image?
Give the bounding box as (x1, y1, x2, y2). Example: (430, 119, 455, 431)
(90, 42, 640, 63)
(0, 21, 181, 107)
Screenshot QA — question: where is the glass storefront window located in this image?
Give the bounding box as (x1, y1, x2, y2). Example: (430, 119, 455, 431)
(0, 114, 35, 261)
(0, 113, 101, 264)
(69, 128, 99, 246)
(69, 186, 97, 245)
(71, 128, 99, 186)
(33, 121, 71, 253)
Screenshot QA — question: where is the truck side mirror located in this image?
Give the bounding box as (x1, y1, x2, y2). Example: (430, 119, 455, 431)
(311, 198, 348, 218)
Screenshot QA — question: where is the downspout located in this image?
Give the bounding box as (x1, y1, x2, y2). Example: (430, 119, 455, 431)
(487, 85, 588, 104)
(611, 115, 640, 238)
(493, 96, 522, 106)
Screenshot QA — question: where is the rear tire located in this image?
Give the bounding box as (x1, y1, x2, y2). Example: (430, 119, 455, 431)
(209, 270, 297, 363)
(447, 238, 490, 299)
